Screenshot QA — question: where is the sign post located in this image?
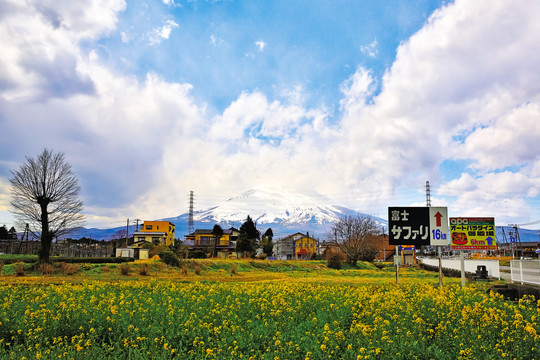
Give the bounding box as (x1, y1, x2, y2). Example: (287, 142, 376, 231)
(388, 207, 448, 285)
(395, 246, 399, 284)
(450, 217, 496, 287)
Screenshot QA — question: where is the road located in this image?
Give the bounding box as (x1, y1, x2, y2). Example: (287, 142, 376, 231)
(500, 265, 540, 283)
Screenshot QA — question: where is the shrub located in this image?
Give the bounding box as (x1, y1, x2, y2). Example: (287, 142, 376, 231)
(14, 261, 25, 276)
(138, 263, 150, 276)
(231, 264, 238, 275)
(149, 245, 169, 258)
(160, 251, 181, 267)
(181, 265, 188, 275)
(0, 262, 4, 275)
(188, 249, 209, 259)
(255, 253, 267, 260)
(60, 262, 79, 275)
(80, 263, 92, 270)
(39, 263, 54, 275)
(326, 248, 346, 270)
(118, 263, 131, 276)
(194, 264, 202, 275)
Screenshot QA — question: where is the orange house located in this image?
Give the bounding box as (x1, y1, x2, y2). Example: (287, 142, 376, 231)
(294, 234, 317, 260)
(131, 221, 175, 247)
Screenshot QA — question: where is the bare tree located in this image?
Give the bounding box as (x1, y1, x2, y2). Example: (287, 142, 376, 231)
(330, 214, 380, 266)
(9, 149, 85, 263)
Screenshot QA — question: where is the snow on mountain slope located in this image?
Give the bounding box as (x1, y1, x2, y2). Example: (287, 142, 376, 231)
(194, 189, 356, 225)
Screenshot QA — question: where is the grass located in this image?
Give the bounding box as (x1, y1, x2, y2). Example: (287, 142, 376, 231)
(0, 258, 464, 288)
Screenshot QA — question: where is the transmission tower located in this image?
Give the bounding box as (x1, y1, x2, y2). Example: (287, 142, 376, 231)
(188, 191, 195, 234)
(425, 181, 431, 207)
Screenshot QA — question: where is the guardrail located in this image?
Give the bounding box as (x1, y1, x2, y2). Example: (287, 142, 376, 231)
(420, 258, 500, 279)
(510, 260, 540, 286)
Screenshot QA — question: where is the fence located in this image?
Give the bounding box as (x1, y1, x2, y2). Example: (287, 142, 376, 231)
(0, 240, 113, 258)
(420, 258, 501, 279)
(510, 260, 540, 286)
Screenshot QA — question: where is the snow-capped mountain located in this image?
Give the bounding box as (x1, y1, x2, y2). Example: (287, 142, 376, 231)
(164, 189, 386, 238)
(197, 189, 356, 225)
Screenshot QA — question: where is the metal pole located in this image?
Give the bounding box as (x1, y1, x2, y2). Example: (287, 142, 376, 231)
(438, 246, 443, 287)
(395, 245, 399, 285)
(460, 252, 466, 287)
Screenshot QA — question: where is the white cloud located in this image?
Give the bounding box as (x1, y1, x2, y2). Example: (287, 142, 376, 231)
(255, 40, 266, 51)
(2, 0, 540, 227)
(360, 39, 378, 58)
(149, 19, 178, 45)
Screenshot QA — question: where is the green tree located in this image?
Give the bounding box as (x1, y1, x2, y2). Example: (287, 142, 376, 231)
(260, 228, 274, 257)
(9, 149, 85, 263)
(0, 225, 8, 239)
(236, 216, 260, 257)
(212, 224, 224, 258)
(8, 226, 17, 240)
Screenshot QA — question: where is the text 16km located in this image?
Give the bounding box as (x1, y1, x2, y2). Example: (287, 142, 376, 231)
(432, 229, 447, 240)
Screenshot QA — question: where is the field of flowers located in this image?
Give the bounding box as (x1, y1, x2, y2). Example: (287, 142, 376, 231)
(0, 280, 538, 359)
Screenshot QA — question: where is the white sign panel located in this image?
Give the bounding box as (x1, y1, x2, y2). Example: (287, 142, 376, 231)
(429, 207, 449, 246)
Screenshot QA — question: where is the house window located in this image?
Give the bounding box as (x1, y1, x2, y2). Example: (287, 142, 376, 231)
(152, 237, 160, 245)
(145, 225, 152, 230)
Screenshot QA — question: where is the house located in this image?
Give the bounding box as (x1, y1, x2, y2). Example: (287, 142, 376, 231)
(185, 227, 239, 258)
(275, 232, 318, 260)
(294, 233, 317, 260)
(130, 221, 176, 248)
(274, 232, 304, 260)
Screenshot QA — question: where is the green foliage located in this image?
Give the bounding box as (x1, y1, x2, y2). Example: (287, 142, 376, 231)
(1, 282, 538, 359)
(160, 251, 181, 267)
(0, 225, 8, 239)
(236, 215, 260, 256)
(13, 261, 25, 276)
(259, 235, 274, 257)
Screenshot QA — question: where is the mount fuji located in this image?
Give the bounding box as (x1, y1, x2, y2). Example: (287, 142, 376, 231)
(72, 189, 385, 240)
(164, 189, 386, 239)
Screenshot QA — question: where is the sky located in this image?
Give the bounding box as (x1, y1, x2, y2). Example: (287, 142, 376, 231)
(1, 0, 540, 232)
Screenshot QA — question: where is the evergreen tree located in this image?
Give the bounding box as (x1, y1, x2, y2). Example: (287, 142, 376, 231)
(212, 224, 224, 258)
(8, 226, 17, 240)
(236, 216, 260, 257)
(0, 225, 8, 239)
(260, 228, 274, 256)
(263, 228, 273, 241)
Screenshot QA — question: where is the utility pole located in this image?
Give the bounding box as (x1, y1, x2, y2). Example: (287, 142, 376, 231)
(188, 191, 195, 235)
(125, 218, 129, 248)
(135, 218, 141, 231)
(427, 180, 443, 287)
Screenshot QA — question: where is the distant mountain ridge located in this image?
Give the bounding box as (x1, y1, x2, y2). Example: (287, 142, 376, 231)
(163, 189, 383, 238)
(70, 189, 539, 245)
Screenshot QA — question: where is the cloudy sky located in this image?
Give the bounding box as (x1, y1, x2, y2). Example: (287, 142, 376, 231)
(1, 0, 540, 232)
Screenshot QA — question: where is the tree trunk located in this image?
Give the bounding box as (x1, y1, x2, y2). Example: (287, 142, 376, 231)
(39, 202, 52, 263)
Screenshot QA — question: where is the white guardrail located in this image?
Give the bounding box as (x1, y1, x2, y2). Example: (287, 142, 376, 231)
(420, 258, 501, 279)
(510, 260, 540, 286)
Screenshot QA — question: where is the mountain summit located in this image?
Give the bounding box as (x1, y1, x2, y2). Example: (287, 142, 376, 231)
(165, 188, 385, 238)
(196, 189, 355, 225)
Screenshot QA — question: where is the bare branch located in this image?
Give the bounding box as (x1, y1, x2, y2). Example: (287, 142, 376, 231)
(9, 149, 85, 262)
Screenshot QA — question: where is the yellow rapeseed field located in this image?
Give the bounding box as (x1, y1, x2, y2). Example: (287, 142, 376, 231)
(0, 277, 538, 359)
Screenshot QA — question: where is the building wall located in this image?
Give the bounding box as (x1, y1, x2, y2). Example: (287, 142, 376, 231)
(295, 236, 317, 259)
(132, 233, 167, 247)
(140, 221, 175, 246)
(275, 233, 304, 260)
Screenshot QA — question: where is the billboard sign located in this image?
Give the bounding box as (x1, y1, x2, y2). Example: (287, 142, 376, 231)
(388, 207, 448, 246)
(449, 217, 496, 250)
